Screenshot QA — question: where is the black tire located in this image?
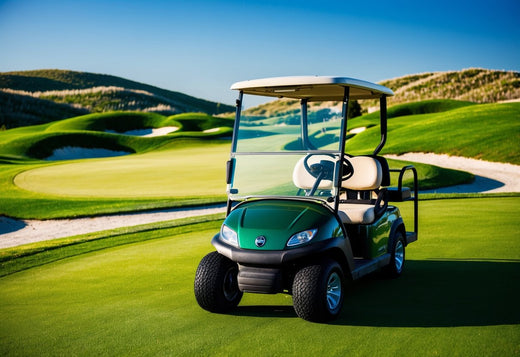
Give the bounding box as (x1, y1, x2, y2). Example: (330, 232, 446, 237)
(194, 251, 243, 313)
(383, 232, 406, 278)
(292, 259, 344, 322)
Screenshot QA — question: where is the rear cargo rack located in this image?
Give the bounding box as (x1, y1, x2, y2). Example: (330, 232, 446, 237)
(388, 165, 418, 241)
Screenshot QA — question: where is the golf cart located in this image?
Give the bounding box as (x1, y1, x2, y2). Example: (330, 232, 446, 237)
(194, 76, 418, 322)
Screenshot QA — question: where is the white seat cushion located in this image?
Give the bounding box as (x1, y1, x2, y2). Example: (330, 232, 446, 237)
(337, 203, 375, 224)
(342, 156, 382, 191)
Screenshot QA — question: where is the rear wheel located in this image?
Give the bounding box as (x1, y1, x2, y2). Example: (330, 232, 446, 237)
(194, 252, 243, 313)
(384, 232, 405, 278)
(292, 259, 344, 322)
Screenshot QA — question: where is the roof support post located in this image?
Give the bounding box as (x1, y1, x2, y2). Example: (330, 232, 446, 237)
(334, 86, 350, 212)
(227, 91, 243, 215)
(230, 91, 243, 153)
(374, 95, 387, 155)
(300, 98, 315, 150)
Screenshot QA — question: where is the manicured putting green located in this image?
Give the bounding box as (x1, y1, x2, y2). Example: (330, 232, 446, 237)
(14, 144, 230, 198)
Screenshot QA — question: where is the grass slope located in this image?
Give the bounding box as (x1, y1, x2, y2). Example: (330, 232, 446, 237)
(347, 102, 520, 164)
(0, 111, 234, 161)
(380, 68, 520, 105)
(367, 99, 476, 119)
(0, 69, 235, 113)
(0, 90, 90, 128)
(0, 197, 518, 356)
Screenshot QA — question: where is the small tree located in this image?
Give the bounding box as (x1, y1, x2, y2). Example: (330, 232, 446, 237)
(348, 100, 362, 118)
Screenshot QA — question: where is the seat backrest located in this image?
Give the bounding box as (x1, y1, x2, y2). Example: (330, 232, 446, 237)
(293, 155, 336, 190)
(372, 155, 390, 186)
(342, 156, 382, 191)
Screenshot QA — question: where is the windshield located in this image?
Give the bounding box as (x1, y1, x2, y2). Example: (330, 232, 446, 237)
(228, 97, 344, 200)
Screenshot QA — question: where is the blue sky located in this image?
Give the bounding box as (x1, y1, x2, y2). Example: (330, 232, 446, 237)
(0, 0, 519, 106)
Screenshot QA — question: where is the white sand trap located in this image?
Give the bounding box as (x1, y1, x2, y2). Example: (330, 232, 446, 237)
(106, 126, 179, 137)
(0, 204, 227, 249)
(46, 147, 131, 161)
(203, 127, 220, 133)
(349, 127, 366, 134)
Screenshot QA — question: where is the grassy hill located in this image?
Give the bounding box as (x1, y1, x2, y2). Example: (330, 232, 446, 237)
(244, 68, 520, 118)
(347, 101, 520, 164)
(2, 68, 517, 130)
(380, 68, 520, 106)
(0, 90, 90, 128)
(0, 111, 234, 162)
(0, 69, 234, 128)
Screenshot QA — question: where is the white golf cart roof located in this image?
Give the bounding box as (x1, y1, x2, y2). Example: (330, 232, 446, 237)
(231, 76, 394, 101)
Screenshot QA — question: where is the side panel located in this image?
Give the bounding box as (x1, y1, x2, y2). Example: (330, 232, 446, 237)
(367, 206, 401, 258)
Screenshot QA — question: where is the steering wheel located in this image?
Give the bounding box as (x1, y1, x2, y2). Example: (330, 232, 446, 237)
(341, 156, 354, 181)
(303, 154, 336, 178)
(301, 154, 336, 196)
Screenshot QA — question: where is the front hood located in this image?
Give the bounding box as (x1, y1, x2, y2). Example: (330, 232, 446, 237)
(223, 199, 342, 250)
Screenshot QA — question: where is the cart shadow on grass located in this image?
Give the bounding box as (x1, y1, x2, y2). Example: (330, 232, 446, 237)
(232, 259, 520, 327)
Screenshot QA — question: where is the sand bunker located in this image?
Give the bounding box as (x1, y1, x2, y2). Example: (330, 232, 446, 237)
(105, 126, 179, 137)
(349, 127, 366, 134)
(45, 147, 131, 161)
(203, 127, 221, 133)
(0, 204, 227, 249)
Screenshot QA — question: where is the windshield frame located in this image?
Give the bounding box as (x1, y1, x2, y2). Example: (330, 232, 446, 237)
(226, 87, 351, 213)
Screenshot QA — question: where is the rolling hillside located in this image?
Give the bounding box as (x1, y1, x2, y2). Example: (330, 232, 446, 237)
(378, 68, 520, 106)
(244, 68, 520, 118)
(0, 69, 234, 128)
(2, 68, 517, 129)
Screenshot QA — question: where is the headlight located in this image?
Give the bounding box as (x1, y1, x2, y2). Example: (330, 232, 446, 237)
(287, 229, 318, 247)
(220, 224, 238, 247)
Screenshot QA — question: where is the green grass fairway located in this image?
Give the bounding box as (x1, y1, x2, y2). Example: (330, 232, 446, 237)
(1, 197, 519, 356)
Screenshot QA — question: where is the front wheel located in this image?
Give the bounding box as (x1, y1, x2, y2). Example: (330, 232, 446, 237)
(292, 259, 345, 322)
(194, 251, 243, 313)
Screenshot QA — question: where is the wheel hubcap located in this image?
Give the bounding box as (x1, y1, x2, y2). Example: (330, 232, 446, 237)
(395, 240, 404, 272)
(326, 272, 342, 311)
(223, 267, 239, 301)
